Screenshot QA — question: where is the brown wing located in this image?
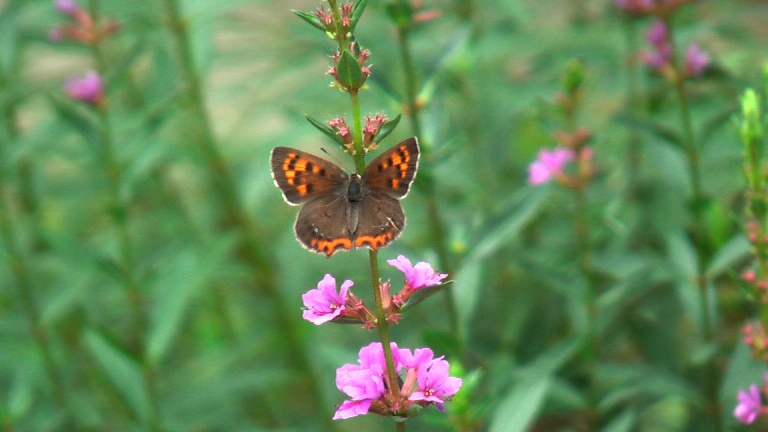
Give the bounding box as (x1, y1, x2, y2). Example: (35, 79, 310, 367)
(294, 194, 355, 256)
(270, 147, 348, 205)
(352, 191, 405, 251)
(362, 137, 420, 199)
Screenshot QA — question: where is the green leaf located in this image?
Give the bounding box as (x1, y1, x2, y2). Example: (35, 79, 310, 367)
(467, 185, 548, 262)
(615, 113, 685, 150)
(489, 338, 581, 432)
(47, 93, 101, 154)
(292, 10, 327, 33)
(336, 49, 364, 90)
(599, 410, 637, 432)
(375, 114, 401, 145)
(665, 230, 699, 278)
(706, 234, 750, 279)
(83, 329, 150, 422)
(305, 115, 346, 146)
(698, 103, 739, 147)
(400, 280, 452, 311)
(350, 0, 369, 31)
(489, 376, 551, 432)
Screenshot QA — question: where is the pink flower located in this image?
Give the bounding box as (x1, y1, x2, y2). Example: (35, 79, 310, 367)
(54, 0, 79, 16)
(642, 20, 672, 72)
(387, 255, 447, 290)
(735, 384, 763, 424)
(66, 70, 103, 105)
(408, 358, 463, 412)
(646, 20, 669, 48)
(684, 44, 709, 78)
(333, 343, 462, 420)
(301, 274, 352, 325)
(527, 148, 574, 185)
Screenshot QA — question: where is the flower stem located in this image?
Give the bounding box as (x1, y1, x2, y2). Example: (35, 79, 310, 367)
(88, 3, 162, 429)
(395, 20, 460, 341)
(162, 1, 335, 428)
(665, 17, 722, 431)
(0, 177, 73, 423)
(621, 15, 643, 194)
(369, 250, 401, 401)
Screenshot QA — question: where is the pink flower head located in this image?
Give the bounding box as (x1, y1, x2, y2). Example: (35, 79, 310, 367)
(684, 44, 709, 78)
(408, 358, 463, 412)
(333, 342, 398, 420)
(302, 274, 352, 325)
(66, 70, 103, 105)
(646, 20, 669, 48)
(55, 0, 79, 16)
(734, 384, 763, 424)
(387, 255, 447, 290)
(527, 148, 574, 185)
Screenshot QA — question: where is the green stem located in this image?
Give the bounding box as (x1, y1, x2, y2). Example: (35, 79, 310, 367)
(369, 251, 401, 400)
(162, 1, 334, 429)
(88, 3, 161, 429)
(395, 20, 459, 341)
(665, 17, 722, 432)
(621, 16, 643, 193)
(0, 54, 71, 426)
(0, 179, 72, 422)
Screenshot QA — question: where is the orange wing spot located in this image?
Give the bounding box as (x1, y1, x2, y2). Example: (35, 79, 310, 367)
(355, 233, 394, 250)
(313, 238, 353, 256)
(282, 154, 300, 171)
(391, 178, 400, 189)
(399, 165, 409, 178)
(391, 154, 403, 165)
(296, 184, 308, 195)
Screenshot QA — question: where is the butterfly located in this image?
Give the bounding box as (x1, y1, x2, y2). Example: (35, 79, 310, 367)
(270, 137, 419, 256)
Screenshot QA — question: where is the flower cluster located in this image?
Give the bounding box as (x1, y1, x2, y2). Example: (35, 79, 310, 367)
(50, 0, 114, 107)
(743, 322, 768, 362)
(334, 342, 462, 419)
(326, 114, 394, 155)
(643, 20, 709, 80)
(328, 42, 371, 93)
(66, 70, 104, 106)
(528, 128, 594, 187)
(735, 373, 768, 424)
(49, 0, 119, 45)
(301, 256, 447, 327)
(528, 148, 574, 186)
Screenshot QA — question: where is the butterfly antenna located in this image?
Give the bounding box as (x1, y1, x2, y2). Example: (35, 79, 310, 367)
(320, 147, 353, 170)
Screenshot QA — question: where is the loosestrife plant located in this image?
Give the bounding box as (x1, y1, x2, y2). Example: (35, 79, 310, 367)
(282, 1, 462, 426)
(733, 84, 768, 426)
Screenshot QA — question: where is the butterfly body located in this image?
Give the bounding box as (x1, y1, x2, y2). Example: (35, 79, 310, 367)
(270, 137, 419, 256)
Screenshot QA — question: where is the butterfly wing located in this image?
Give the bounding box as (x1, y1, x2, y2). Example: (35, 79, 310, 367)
(294, 193, 355, 256)
(270, 147, 348, 205)
(352, 191, 406, 251)
(362, 137, 420, 199)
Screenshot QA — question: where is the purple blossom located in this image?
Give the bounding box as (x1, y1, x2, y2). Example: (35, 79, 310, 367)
(54, 0, 79, 16)
(734, 384, 763, 424)
(643, 20, 672, 72)
(387, 255, 447, 290)
(333, 365, 385, 420)
(528, 148, 574, 185)
(408, 358, 463, 412)
(301, 274, 352, 325)
(646, 20, 669, 48)
(684, 44, 709, 78)
(66, 70, 103, 105)
(333, 343, 462, 420)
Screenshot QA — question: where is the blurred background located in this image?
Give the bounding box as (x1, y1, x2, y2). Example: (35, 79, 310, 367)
(2, 0, 768, 431)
